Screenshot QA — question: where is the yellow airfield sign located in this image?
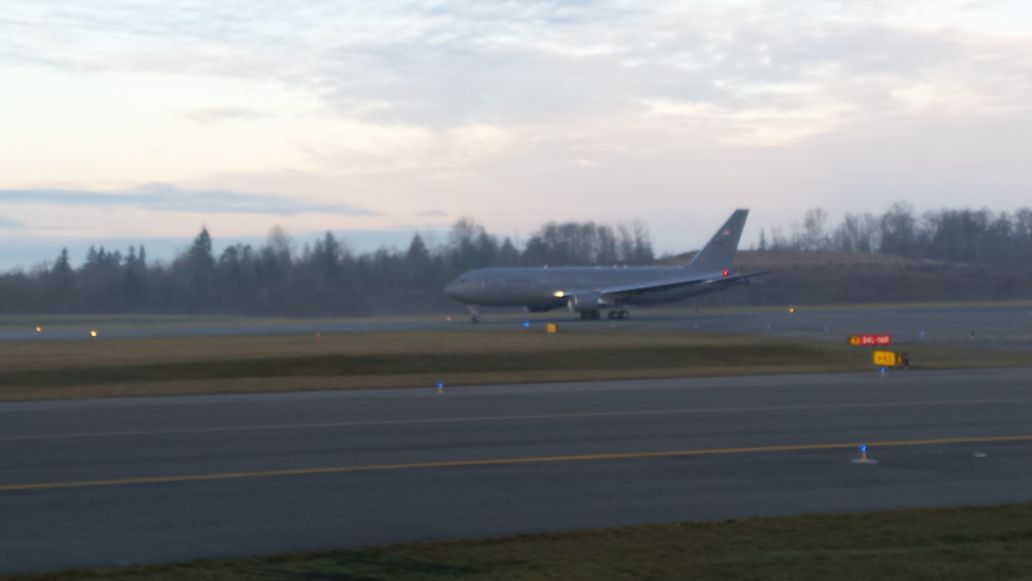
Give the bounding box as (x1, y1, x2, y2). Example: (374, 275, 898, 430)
(872, 350, 898, 366)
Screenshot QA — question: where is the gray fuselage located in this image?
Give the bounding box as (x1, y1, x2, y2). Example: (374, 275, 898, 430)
(444, 266, 724, 310)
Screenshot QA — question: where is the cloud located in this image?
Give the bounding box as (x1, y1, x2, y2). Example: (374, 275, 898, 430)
(0, 184, 376, 216)
(0, 217, 24, 229)
(2, 0, 1032, 253)
(182, 107, 278, 124)
(4, 1, 1029, 133)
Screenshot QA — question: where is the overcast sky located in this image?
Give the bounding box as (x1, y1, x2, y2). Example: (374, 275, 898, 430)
(2, 0, 1031, 267)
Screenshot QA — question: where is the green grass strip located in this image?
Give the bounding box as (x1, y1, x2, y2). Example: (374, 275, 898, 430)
(0, 344, 836, 387)
(10, 503, 1032, 580)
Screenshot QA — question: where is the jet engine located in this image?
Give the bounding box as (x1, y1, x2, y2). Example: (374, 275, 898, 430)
(566, 291, 608, 312)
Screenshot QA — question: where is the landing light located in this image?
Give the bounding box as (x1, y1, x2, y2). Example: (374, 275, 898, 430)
(553, 290, 565, 298)
(89, 329, 98, 338)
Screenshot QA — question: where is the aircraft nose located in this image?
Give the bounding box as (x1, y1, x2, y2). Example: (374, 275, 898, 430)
(445, 275, 476, 302)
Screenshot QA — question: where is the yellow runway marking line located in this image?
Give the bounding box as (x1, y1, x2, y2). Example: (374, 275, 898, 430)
(4, 398, 1032, 443)
(3, 434, 1032, 493)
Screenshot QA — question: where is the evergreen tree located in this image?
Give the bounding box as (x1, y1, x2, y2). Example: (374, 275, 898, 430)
(50, 248, 75, 312)
(123, 245, 148, 306)
(182, 227, 217, 309)
(188, 228, 216, 271)
(405, 233, 433, 284)
(498, 237, 521, 266)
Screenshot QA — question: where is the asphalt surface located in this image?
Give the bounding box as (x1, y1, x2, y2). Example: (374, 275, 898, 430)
(3, 368, 1032, 573)
(4, 303, 1032, 349)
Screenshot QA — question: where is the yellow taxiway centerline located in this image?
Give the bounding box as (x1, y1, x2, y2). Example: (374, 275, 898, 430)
(3, 434, 1032, 493)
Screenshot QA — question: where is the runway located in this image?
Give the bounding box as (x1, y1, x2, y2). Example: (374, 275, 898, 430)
(4, 303, 1032, 349)
(3, 368, 1032, 573)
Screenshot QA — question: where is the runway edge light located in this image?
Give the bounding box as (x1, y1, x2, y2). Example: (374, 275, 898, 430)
(851, 443, 878, 464)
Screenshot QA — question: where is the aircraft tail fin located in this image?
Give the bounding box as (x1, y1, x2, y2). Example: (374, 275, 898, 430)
(684, 209, 749, 275)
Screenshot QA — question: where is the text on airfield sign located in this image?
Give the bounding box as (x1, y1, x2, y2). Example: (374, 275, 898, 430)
(873, 350, 899, 366)
(849, 334, 892, 346)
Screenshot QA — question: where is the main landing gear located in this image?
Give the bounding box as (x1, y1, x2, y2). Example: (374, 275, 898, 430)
(467, 306, 481, 324)
(578, 309, 630, 320)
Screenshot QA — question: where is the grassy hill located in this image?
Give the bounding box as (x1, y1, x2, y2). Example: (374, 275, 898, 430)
(663, 250, 1032, 306)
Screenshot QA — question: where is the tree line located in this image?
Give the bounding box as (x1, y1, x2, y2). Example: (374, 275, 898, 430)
(0, 219, 655, 316)
(7, 203, 1028, 316)
(761, 204, 1032, 265)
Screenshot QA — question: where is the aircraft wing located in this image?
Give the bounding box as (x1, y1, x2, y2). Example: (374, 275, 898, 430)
(598, 270, 769, 302)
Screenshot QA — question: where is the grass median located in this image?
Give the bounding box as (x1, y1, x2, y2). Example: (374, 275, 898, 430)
(2, 328, 1031, 401)
(11, 503, 1032, 580)
(0, 330, 847, 400)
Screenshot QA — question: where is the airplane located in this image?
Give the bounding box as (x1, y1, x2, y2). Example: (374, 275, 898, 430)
(444, 209, 766, 322)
